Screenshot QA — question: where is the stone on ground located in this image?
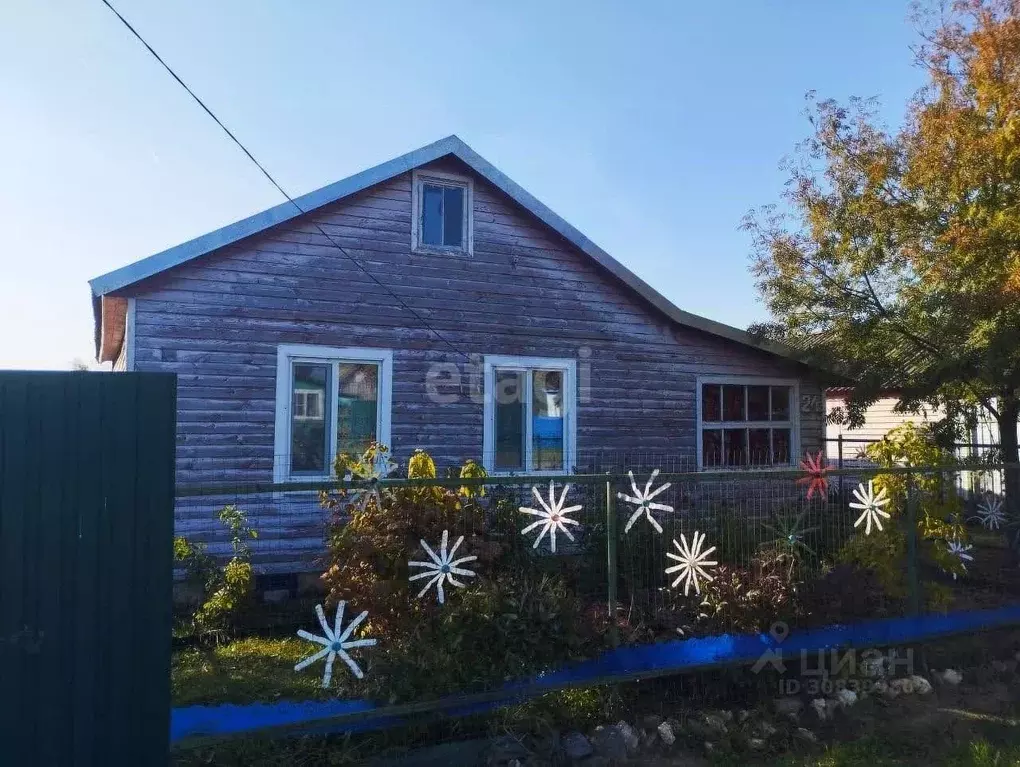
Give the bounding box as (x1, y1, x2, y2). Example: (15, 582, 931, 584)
(657, 721, 676, 746)
(774, 697, 803, 718)
(592, 725, 629, 761)
(910, 675, 933, 695)
(810, 698, 828, 721)
(941, 668, 964, 685)
(836, 688, 858, 708)
(615, 720, 640, 753)
(795, 727, 817, 744)
(702, 713, 728, 734)
(561, 731, 592, 761)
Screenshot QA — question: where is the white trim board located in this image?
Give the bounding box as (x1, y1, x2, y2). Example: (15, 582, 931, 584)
(273, 344, 394, 484)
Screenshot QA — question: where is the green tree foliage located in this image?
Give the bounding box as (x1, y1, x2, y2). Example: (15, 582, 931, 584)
(744, 0, 1020, 510)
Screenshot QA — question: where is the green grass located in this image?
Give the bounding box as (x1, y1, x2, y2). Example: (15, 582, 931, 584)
(172, 636, 352, 706)
(767, 738, 1020, 767)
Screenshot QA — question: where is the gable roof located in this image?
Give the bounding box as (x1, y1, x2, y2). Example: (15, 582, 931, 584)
(89, 135, 807, 366)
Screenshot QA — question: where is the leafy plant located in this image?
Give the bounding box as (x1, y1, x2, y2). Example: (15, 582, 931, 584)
(865, 423, 970, 579)
(832, 423, 970, 600)
(318, 444, 603, 701)
(174, 504, 259, 637)
(835, 526, 908, 600)
(694, 548, 800, 634)
(369, 571, 595, 702)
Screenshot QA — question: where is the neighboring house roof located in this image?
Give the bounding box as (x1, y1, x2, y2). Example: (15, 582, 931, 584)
(795, 334, 930, 396)
(89, 135, 810, 367)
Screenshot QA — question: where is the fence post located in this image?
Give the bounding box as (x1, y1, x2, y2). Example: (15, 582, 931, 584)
(906, 477, 921, 616)
(837, 434, 844, 496)
(605, 474, 619, 648)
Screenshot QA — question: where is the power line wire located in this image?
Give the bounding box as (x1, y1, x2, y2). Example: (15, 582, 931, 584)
(100, 0, 472, 361)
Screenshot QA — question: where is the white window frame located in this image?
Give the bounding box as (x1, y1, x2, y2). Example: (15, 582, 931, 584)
(695, 375, 800, 470)
(273, 344, 393, 483)
(411, 169, 474, 255)
(483, 355, 577, 476)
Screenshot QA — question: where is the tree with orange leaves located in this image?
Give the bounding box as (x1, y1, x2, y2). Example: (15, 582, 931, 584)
(746, 0, 1020, 518)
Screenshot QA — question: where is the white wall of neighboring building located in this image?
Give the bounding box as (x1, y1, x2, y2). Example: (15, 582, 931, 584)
(825, 393, 943, 461)
(826, 391, 1018, 498)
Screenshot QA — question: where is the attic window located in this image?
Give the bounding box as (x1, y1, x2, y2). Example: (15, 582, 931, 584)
(412, 170, 473, 255)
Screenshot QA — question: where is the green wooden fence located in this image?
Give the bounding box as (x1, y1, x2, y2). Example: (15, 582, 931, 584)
(0, 371, 177, 766)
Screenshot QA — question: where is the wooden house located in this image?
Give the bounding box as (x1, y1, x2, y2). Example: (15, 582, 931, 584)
(90, 136, 830, 571)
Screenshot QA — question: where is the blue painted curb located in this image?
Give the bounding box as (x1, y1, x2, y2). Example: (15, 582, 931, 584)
(171, 604, 1020, 743)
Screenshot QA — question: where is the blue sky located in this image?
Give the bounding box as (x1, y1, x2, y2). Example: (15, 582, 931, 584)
(0, 1, 925, 369)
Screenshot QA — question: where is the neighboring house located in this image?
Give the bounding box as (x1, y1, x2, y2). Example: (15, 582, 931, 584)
(825, 387, 944, 460)
(826, 386, 1015, 496)
(89, 135, 831, 572)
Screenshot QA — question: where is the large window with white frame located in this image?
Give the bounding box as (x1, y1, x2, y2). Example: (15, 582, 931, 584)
(411, 169, 474, 255)
(483, 355, 577, 474)
(274, 345, 393, 481)
(697, 377, 798, 468)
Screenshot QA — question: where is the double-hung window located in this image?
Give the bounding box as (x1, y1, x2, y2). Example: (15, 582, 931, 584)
(274, 345, 393, 482)
(483, 356, 577, 474)
(411, 169, 473, 255)
(697, 377, 798, 468)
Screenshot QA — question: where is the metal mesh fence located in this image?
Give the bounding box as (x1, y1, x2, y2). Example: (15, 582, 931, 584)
(170, 458, 1020, 754)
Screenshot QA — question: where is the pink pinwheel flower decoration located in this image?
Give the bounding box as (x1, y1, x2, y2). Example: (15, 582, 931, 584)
(797, 451, 829, 500)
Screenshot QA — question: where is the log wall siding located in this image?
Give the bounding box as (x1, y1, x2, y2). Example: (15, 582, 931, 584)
(126, 157, 825, 571)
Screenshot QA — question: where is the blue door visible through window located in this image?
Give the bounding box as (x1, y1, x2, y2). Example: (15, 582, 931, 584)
(491, 367, 566, 472)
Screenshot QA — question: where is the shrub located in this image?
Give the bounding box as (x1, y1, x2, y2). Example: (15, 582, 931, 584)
(368, 571, 595, 701)
(834, 525, 908, 600)
(319, 444, 603, 701)
(694, 548, 800, 634)
(800, 563, 888, 625)
(320, 444, 504, 632)
(843, 423, 971, 587)
(174, 504, 258, 637)
(829, 423, 970, 605)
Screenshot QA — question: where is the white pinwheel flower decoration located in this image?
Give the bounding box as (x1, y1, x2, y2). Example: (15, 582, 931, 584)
(295, 602, 376, 687)
(617, 469, 673, 534)
(519, 481, 582, 553)
(850, 480, 891, 536)
(408, 529, 477, 604)
(346, 455, 398, 512)
(665, 531, 718, 596)
(947, 540, 974, 580)
(972, 495, 1006, 531)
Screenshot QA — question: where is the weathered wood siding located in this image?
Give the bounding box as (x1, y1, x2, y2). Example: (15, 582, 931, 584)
(123, 157, 825, 571)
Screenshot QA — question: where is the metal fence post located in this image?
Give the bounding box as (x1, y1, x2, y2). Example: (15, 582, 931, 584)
(605, 474, 619, 647)
(906, 477, 921, 616)
(837, 434, 844, 496)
